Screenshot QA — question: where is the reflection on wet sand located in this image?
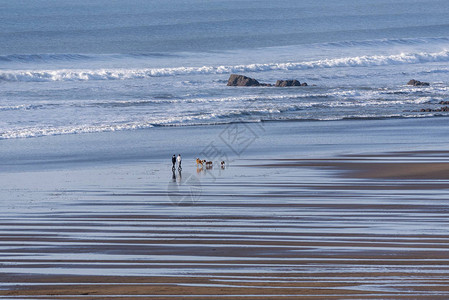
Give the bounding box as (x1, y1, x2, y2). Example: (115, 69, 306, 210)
(1, 152, 449, 299)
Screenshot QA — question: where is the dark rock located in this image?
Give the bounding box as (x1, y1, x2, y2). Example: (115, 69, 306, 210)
(227, 74, 308, 87)
(275, 79, 301, 87)
(407, 79, 430, 87)
(227, 74, 260, 86)
(420, 106, 449, 112)
(439, 101, 449, 105)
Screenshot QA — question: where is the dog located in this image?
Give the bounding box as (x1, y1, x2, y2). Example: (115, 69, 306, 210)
(205, 161, 213, 168)
(196, 158, 206, 166)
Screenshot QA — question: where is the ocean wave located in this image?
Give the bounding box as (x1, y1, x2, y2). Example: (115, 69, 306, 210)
(1, 50, 449, 82)
(0, 103, 57, 111)
(2, 37, 445, 65)
(319, 37, 449, 49)
(0, 90, 434, 112)
(1, 112, 445, 140)
(0, 122, 156, 140)
(0, 53, 93, 63)
(0, 52, 178, 64)
(1, 37, 444, 65)
(0, 104, 33, 111)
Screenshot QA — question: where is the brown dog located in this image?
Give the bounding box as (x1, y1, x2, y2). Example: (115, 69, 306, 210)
(196, 158, 205, 166)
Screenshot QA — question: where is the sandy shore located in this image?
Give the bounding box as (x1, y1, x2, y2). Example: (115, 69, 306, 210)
(1, 150, 449, 299)
(244, 150, 449, 180)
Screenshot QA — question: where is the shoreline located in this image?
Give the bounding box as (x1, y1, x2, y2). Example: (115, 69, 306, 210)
(1, 116, 449, 173)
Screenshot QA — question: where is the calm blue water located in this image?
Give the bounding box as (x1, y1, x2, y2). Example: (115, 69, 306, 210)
(1, 0, 449, 139)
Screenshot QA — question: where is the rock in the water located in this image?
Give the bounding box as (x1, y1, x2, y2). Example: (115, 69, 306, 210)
(439, 101, 449, 105)
(227, 74, 308, 87)
(420, 106, 449, 112)
(227, 74, 260, 86)
(275, 80, 302, 87)
(407, 79, 430, 86)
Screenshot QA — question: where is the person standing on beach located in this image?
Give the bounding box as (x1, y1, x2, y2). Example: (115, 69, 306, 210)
(172, 154, 176, 169)
(177, 154, 182, 170)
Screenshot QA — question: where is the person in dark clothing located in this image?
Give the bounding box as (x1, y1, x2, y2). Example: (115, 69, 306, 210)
(172, 154, 176, 169)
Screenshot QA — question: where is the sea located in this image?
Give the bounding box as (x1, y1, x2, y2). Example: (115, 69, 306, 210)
(1, 0, 449, 142)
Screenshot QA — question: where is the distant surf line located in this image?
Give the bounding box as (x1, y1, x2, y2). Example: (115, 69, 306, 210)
(1, 50, 449, 82)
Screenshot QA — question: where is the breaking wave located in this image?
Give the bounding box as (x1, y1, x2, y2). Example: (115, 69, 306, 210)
(1, 50, 449, 82)
(0, 113, 443, 140)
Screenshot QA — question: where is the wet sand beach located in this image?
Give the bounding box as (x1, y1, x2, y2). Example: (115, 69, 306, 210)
(1, 145, 449, 299)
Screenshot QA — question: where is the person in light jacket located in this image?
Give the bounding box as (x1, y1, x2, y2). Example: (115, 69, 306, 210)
(177, 154, 182, 170)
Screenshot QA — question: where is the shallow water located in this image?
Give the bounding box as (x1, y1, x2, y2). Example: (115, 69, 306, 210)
(1, 158, 449, 296)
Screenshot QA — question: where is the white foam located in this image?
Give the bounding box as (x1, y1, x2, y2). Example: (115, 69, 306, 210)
(1, 50, 449, 82)
(0, 107, 438, 140)
(0, 104, 31, 111)
(0, 123, 154, 140)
